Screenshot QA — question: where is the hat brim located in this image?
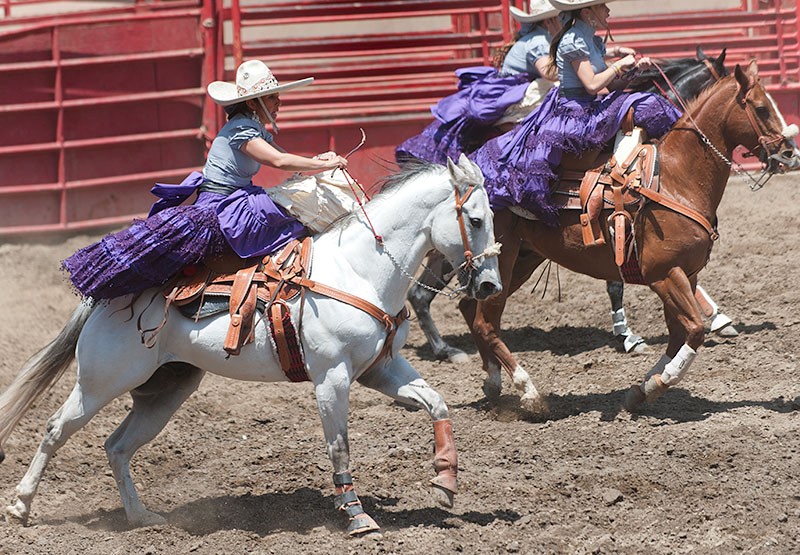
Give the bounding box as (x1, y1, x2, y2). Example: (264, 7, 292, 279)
(510, 6, 560, 23)
(549, 0, 618, 10)
(207, 77, 314, 107)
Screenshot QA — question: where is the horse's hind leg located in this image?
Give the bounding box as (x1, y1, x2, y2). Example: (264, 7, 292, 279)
(407, 251, 468, 363)
(357, 355, 457, 509)
(6, 381, 125, 525)
(104, 362, 204, 527)
(606, 281, 649, 354)
(625, 269, 704, 411)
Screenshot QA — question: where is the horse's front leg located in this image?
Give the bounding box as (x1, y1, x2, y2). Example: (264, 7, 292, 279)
(625, 268, 704, 411)
(314, 365, 380, 537)
(460, 232, 547, 413)
(407, 251, 468, 363)
(357, 356, 457, 509)
(695, 284, 739, 336)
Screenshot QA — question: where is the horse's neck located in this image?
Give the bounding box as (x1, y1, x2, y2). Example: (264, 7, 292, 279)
(660, 82, 738, 217)
(314, 171, 449, 314)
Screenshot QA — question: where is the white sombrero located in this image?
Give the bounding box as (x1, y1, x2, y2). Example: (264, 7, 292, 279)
(549, 0, 620, 9)
(510, 0, 560, 23)
(207, 60, 313, 107)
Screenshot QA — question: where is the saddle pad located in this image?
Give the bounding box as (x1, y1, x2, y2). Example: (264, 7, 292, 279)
(177, 294, 266, 320)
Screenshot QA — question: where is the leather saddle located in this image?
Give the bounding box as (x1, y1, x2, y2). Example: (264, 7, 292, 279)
(162, 237, 313, 358)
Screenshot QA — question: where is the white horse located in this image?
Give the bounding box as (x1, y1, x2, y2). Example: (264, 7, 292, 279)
(0, 155, 502, 536)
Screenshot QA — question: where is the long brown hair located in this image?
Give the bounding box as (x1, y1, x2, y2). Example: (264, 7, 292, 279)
(492, 31, 524, 70)
(547, 10, 580, 76)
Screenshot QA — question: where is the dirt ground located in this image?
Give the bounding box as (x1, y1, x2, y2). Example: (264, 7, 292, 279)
(0, 173, 798, 554)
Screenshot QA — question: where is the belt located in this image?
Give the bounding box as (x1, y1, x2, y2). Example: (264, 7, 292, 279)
(559, 87, 596, 100)
(198, 181, 241, 196)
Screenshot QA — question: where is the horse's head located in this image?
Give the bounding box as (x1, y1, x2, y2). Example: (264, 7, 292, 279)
(733, 60, 800, 174)
(430, 154, 502, 301)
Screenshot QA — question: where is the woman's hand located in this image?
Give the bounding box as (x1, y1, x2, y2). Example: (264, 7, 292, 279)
(614, 54, 638, 72)
(615, 46, 637, 57)
(315, 151, 348, 170)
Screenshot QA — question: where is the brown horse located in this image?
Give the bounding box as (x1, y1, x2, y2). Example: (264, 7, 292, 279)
(460, 60, 799, 412)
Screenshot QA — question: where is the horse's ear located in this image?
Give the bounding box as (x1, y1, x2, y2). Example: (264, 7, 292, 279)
(734, 63, 756, 99)
(717, 48, 727, 65)
(446, 156, 466, 185)
(456, 153, 485, 187)
(746, 58, 759, 78)
(696, 46, 707, 61)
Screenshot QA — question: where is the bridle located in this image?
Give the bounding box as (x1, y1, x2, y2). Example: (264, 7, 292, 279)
(343, 167, 498, 298)
(736, 80, 797, 178)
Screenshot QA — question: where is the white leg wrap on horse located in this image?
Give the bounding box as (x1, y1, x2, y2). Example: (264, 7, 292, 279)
(659, 344, 696, 386)
(645, 355, 671, 380)
(611, 308, 629, 336)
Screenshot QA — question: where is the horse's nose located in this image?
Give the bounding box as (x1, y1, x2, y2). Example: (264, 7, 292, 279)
(477, 280, 501, 300)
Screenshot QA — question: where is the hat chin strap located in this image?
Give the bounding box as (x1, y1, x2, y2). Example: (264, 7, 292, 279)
(257, 97, 280, 134)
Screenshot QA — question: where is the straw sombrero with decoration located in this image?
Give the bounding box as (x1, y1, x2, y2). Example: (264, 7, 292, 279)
(549, 0, 620, 10)
(510, 0, 560, 23)
(207, 60, 313, 107)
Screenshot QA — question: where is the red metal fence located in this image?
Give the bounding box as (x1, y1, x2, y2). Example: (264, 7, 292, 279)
(1, 0, 798, 235)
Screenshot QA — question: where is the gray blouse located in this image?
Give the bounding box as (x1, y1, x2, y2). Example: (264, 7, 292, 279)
(556, 19, 607, 91)
(203, 114, 274, 187)
(501, 25, 552, 78)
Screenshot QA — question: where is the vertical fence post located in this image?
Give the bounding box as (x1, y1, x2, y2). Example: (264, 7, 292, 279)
(201, 0, 219, 144)
(232, 0, 243, 65)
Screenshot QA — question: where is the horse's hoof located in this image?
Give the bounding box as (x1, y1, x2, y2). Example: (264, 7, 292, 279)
(482, 380, 501, 400)
(5, 502, 29, 527)
(642, 375, 669, 403)
(623, 385, 646, 413)
(430, 483, 455, 509)
(621, 334, 650, 355)
(347, 514, 381, 537)
(129, 510, 167, 528)
(715, 323, 739, 337)
(447, 350, 471, 365)
(520, 393, 549, 415)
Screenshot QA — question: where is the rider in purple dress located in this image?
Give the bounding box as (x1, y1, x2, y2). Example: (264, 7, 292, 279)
(471, 0, 682, 224)
(395, 0, 562, 165)
(63, 60, 348, 300)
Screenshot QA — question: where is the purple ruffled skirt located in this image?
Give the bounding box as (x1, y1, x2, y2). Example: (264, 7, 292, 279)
(396, 67, 530, 164)
(63, 172, 306, 299)
(470, 87, 682, 225)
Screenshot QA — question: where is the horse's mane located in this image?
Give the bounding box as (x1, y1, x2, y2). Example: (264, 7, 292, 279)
(627, 56, 707, 92)
(373, 159, 443, 196)
(680, 73, 735, 116)
(324, 159, 445, 234)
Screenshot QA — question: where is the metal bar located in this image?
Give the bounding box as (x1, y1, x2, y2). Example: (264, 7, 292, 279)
(0, 89, 205, 114)
(241, 7, 502, 27)
(0, 129, 201, 157)
(0, 48, 204, 73)
(232, 0, 243, 65)
(0, 167, 199, 196)
(53, 25, 66, 230)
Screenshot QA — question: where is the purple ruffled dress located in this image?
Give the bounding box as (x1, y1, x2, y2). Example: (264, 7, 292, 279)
(395, 67, 531, 164)
(63, 172, 307, 299)
(470, 87, 681, 225)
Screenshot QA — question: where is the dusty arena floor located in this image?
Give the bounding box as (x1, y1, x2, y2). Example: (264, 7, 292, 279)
(1, 173, 798, 554)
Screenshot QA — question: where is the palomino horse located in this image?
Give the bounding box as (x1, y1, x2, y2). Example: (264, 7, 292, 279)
(461, 61, 799, 412)
(0, 156, 502, 536)
(408, 48, 734, 362)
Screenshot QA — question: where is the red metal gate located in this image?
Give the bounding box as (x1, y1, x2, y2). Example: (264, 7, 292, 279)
(1, 0, 798, 235)
(0, 0, 219, 234)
